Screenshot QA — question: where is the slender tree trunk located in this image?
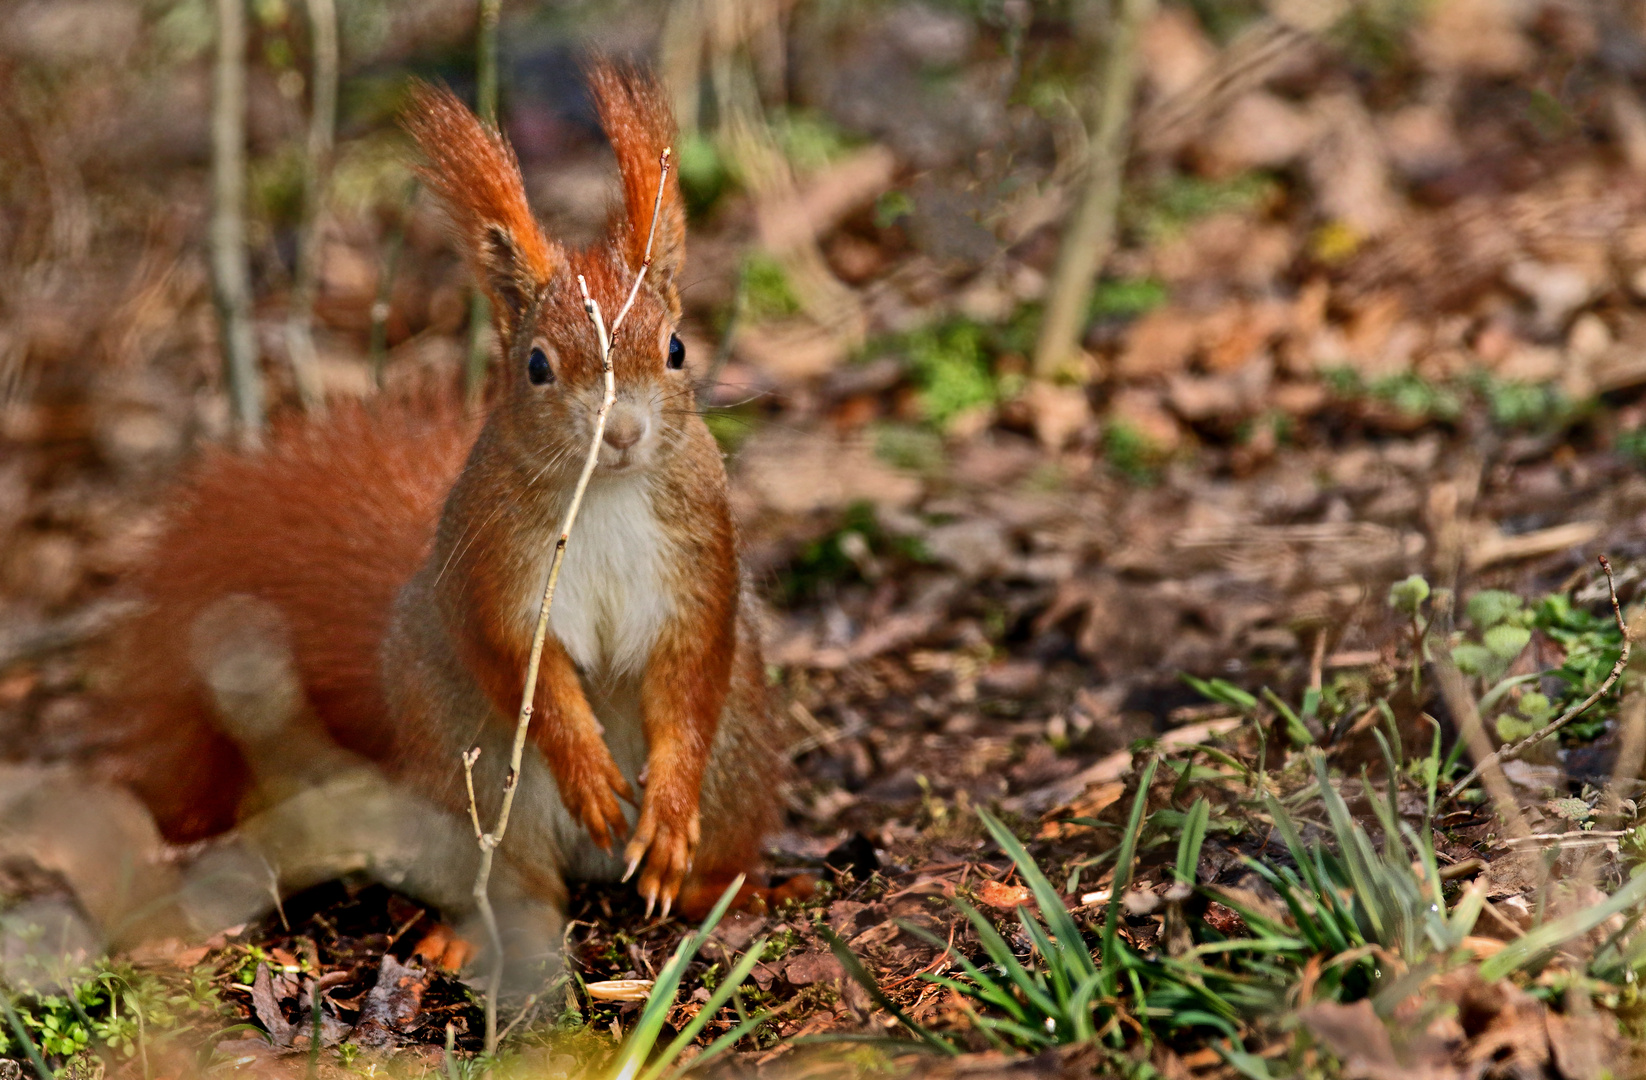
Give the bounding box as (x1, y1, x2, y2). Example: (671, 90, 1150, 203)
(283, 0, 339, 412)
(211, 0, 263, 440)
(1032, 0, 1156, 381)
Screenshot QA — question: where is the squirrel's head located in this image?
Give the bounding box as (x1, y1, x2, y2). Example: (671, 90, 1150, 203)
(405, 65, 692, 478)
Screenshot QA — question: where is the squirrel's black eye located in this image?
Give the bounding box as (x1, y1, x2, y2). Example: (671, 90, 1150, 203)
(666, 333, 686, 370)
(527, 346, 553, 385)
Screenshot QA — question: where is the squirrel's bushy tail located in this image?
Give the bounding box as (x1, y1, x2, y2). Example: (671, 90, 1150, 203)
(100, 398, 478, 842)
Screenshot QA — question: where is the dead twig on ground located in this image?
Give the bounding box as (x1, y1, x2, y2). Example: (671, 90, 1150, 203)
(464, 149, 671, 1055)
(1134, 16, 1316, 158)
(1450, 555, 1630, 800)
(1466, 521, 1605, 572)
(0, 599, 140, 670)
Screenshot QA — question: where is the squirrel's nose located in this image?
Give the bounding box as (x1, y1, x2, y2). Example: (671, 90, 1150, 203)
(603, 410, 647, 451)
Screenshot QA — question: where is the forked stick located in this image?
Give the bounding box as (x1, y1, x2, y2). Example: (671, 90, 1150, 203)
(1448, 555, 1631, 800)
(465, 147, 672, 1054)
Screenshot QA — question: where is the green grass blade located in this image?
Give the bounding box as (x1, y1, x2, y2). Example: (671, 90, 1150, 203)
(1176, 797, 1210, 884)
(1017, 911, 1074, 1009)
(1185, 937, 1308, 958)
(1171, 1010, 1240, 1038)
(1236, 859, 1341, 953)
(1067, 969, 1108, 1041)
(953, 902, 1062, 1019)
(643, 938, 768, 1080)
(977, 808, 1096, 980)
(973, 1014, 1060, 1047)
(608, 875, 744, 1080)
(899, 919, 1027, 1020)
(1262, 687, 1313, 746)
(951, 997, 1012, 1052)
(1309, 753, 1390, 943)
(1182, 674, 1258, 710)
(817, 925, 958, 1055)
(1, 994, 53, 1080)
(1101, 758, 1160, 993)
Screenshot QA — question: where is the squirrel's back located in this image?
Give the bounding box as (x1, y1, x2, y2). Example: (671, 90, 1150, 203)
(102, 396, 480, 842)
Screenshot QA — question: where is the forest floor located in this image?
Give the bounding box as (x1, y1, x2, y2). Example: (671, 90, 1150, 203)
(6, 0, 1646, 1077)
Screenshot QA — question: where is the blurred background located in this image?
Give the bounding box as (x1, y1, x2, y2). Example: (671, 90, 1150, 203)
(5, 0, 1646, 1061)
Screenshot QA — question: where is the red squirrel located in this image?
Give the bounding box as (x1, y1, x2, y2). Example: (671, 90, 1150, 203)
(103, 65, 791, 922)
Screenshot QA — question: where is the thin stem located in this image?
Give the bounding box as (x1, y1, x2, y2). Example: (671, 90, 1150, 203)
(473, 276, 616, 1054)
(1450, 555, 1630, 799)
(369, 180, 416, 387)
(462, 747, 483, 840)
(467, 147, 672, 1055)
(611, 148, 672, 335)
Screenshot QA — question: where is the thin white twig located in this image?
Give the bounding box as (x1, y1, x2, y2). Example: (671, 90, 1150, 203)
(467, 147, 672, 1056)
(462, 747, 483, 841)
(611, 147, 672, 336)
(1499, 830, 1630, 846)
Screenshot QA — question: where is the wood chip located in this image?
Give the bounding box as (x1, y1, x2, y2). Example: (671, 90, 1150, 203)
(585, 979, 655, 1003)
(1466, 520, 1604, 571)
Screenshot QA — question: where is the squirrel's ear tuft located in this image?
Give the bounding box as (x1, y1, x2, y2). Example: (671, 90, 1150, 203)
(402, 81, 557, 334)
(587, 61, 686, 307)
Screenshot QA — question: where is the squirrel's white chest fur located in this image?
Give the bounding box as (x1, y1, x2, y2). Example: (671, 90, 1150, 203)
(528, 474, 673, 677)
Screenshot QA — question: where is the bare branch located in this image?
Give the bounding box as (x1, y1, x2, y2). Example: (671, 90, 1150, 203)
(1449, 555, 1630, 799)
(462, 747, 484, 841)
(464, 147, 671, 1055)
(611, 148, 673, 336)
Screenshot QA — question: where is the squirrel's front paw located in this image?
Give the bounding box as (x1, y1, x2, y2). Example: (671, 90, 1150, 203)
(623, 789, 700, 918)
(559, 753, 635, 853)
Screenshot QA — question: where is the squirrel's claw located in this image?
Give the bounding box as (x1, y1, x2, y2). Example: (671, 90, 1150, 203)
(561, 754, 635, 853)
(624, 796, 698, 920)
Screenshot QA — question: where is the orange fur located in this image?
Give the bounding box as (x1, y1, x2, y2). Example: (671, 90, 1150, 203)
(586, 62, 687, 292)
(103, 397, 479, 841)
(106, 67, 785, 924)
(403, 83, 558, 333)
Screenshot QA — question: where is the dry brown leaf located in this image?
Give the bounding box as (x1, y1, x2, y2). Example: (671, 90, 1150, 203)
(1300, 999, 1454, 1080)
(1020, 380, 1091, 450)
(1116, 308, 1199, 378)
(783, 951, 846, 986)
(975, 880, 1033, 910)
